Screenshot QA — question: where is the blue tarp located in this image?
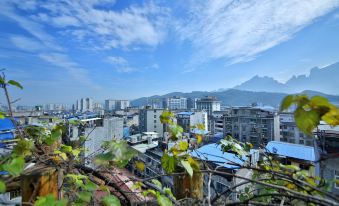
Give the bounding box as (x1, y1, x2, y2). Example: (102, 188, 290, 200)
(265, 141, 316, 162)
(0, 118, 15, 131)
(0, 132, 14, 141)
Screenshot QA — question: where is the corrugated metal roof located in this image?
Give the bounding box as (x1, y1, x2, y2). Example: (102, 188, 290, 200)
(265, 141, 316, 161)
(177, 112, 194, 116)
(0, 118, 15, 131)
(0, 132, 14, 141)
(190, 143, 246, 169)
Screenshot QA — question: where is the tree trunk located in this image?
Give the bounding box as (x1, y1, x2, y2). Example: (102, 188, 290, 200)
(21, 165, 60, 205)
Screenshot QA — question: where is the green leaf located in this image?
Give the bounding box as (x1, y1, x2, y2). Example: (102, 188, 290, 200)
(294, 109, 320, 135)
(178, 141, 188, 151)
(77, 191, 92, 202)
(188, 157, 200, 171)
(160, 110, 174, 124)
(181, 160, 193, 177)
(0, 180, 6, 193)
(164, 188, 176, 200)
(161, 153, 176, 174)
(102, 195, 121, 206)
(83, 180, 97, 191)
(60, 144, 72, 154)
(35, 194, 67, 206)
(3, 156, 24, 176)
(0, 111, 5, 119)
(45, 129, 62, 146)
(13, 139, 33, 157)
(8, 80, 23, 89)
(151, 179, 162, 189)
(157, 195, 173, 206)
(143, 189, 157, 197)
(280, 95, 295, 111)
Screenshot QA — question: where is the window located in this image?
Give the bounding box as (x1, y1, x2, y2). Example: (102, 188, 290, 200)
(215, 181, 226, 193)
(299, 164, 310, 171)
(335, 170, 339, 189)
(299, 139, 304, 144)
(154, 115, 157, 118)
(154, 120, 157, 123)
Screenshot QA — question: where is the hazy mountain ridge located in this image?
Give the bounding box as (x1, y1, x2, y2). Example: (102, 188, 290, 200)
(131, 89, 339, 108)
(234, 62, 339, 95)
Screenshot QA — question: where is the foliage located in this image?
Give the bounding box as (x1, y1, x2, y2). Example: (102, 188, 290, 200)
(34, 194, 68, 206)
(281, 94, 339, 135)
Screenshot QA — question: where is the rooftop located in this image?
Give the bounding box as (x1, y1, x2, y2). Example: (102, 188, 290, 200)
(190, 143, 247, 169)
(0, 118, 15, 131)
(265, 141, 316, 162)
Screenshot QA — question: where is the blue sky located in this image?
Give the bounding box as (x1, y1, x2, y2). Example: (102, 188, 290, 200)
(0, 0, 339, 105)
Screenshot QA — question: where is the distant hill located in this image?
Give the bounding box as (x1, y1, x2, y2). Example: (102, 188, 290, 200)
(131, 89, 339, 108)
(234, 62, 339, 95)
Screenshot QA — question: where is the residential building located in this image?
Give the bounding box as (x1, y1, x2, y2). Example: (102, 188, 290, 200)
(187, 98, 200, 110)
(274, 112, 313, 146)
(76, 98, 94, 112)
(223, 107, 275, 148)
(176, 111, 208, 134)
(315, 123, 339, 195)
(212, 110, 231, 135)
(197, 96, 221, 131)
(139, 108, 164, 138)
(196, 96, 221, 116)
(105, 99, 130, 111)
(104, 99, 117, 112)
(164, 96, 187, 110)
(69, 117, 123, 165)
(116, 100, 130, 110)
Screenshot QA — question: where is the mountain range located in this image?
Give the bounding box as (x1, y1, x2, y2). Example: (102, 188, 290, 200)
(234, 62, 339, 95)
(131, 62, 339, 107)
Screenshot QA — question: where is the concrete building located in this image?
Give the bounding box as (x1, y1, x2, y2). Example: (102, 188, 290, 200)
(187, 98, 200, 110)
(176, 111, 208, 134)
(105, 99, 117, 112)
(274, 112, 313, 146)
(212, 110, 231, 135)
(139, 108, 164, 138)
(315, 123, 339, 195)
(76, 98, 94, 112)
(116, 100, 130, 110)
(164, 96, 187, 110)
(196, 96, 221, 116)
(70, 117, 123, 164)
(105, 100, 130, 111)
(223, 107, 275, 148)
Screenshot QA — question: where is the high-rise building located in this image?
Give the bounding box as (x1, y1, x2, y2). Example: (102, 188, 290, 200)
(187, 98, 200, 110)
(223, 107, 275, 148)
(176, 111, 208, 134)
(76, 98, 94, 112)
(139, 108, 164, 137)
(274, 112, 313, 146)
(105, 99, 130, 111)
(116, 100, 130, 110)
(105, 99, 117, 111)
(164, 96, 187, 110)
(196, 96, 221, 115)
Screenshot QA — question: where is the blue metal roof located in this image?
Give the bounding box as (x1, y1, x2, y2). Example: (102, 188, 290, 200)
(177, 112, 194, 116)
(0, 132, 14, 141)
(190, 143, 246, 169)
(265, 141, 316, 162)
(191, 128, 209, 135)
(0, 118, 15, 131)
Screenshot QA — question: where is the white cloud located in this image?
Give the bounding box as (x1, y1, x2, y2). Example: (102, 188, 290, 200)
(10, 36, 44, 52)
(105, 56, 136, 73)
(15, 0, 170, 50)
(176, 0, 339, 70)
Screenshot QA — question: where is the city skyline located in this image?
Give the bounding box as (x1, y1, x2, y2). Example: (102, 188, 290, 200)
(1, 1, 339, 104)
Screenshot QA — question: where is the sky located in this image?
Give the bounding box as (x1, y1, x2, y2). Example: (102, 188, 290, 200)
(0, 0, 339, 105)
